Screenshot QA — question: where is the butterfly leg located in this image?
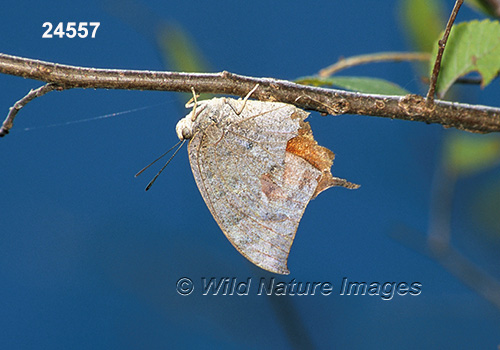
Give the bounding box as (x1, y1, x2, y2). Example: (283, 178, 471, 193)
(185, 87, 208, 122)
(236, 84, 260, 115)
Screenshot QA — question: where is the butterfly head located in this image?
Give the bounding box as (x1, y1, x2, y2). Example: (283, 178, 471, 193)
(176, 115, 194, 141)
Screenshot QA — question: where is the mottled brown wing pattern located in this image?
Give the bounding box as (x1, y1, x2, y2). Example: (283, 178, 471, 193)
(187, 98, 323, 274)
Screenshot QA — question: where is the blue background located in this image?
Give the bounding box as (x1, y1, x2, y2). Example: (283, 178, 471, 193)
(1, 1, 500, 349)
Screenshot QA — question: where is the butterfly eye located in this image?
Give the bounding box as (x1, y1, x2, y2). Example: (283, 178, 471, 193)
(182, 127, 193, 140)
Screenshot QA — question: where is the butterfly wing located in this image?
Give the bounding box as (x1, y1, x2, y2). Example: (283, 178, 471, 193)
(187, 99, 323, 274)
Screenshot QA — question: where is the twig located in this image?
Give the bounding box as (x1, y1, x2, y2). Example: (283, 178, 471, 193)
(1, 53, 500, 135)
(427, 164, 456, 252)
(389, 136, 500, 311)
(390, 226, 500, 311)
(0, 83, 63, 137)
(319, 52, 431, 77)
(426, 0, 464, 105)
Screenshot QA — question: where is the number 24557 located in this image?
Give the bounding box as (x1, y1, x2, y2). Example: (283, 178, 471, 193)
(42, 22, 100, 38)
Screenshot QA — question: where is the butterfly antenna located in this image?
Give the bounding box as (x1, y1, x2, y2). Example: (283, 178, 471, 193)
(135, 140, 183, 178)
(144, 139, 186, 191)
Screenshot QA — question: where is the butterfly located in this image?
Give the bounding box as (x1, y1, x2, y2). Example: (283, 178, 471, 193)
(139, 94, 358, 274)
(172, 95, 359, 274)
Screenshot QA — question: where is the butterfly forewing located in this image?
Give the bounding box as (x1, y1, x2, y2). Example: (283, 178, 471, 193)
(186, 98, 323, 274)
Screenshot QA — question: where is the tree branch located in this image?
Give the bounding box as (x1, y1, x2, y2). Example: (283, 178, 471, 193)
(1, 52, 500, 135)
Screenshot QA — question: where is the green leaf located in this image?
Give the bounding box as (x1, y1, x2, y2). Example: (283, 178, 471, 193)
(443, 131, 500, 177)
(156, 23, 210, 73)
(431, 19, 500, 97)
(296, 76, 409, 95)
(399, 0, 446, 52)
(156, 23, 213, 101)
